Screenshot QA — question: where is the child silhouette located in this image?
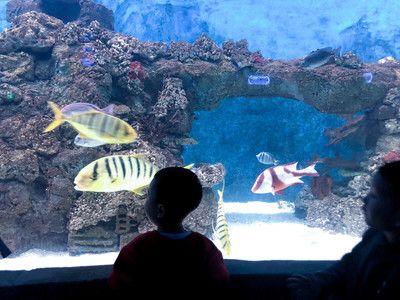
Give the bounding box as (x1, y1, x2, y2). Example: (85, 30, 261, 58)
(109, 167, 229, 297)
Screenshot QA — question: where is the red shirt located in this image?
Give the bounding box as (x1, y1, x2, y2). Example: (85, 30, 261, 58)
(109, 230, 229, 294)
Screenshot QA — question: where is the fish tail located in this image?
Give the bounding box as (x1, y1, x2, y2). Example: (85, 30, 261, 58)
(217, 189, 223, 201)
(224, 240, 232, 256)
(300, 163, 319, 176)
(43, 101, 65, 132)
(102, 104, 115, 115)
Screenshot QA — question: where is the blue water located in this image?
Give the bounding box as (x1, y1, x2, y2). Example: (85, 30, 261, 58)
(96, 0, 400, 61)
(183, 97, 364, 202)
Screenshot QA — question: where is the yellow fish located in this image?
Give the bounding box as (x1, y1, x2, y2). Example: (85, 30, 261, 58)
(215, 182, 231, 256)
(44, 101, 137, 144)
(74, 155, 195, 195)
(74, 154, 158, 195)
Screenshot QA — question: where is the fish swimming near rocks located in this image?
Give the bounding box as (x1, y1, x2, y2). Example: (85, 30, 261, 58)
(74, 155, 194, 195)
(74, 154, 159, 195)
(44, 101, 137, 144)
(256, 151, 278, 165)
(214, 183, 231, 256)
(251, 162, 319, 195)
(301, 47, 340, 70)
(57, 102, 114, 148)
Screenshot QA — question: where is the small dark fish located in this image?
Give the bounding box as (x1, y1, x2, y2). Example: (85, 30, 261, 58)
(80, 58, 96, 67)
(248, 75, 270, 85)
(256, 151, 278, 165)
(362, 72, 373, 83)
(301, 47, 340, 69)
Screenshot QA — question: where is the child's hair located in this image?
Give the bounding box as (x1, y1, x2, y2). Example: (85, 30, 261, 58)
(377, 161, 400, 208)
(151, 167, 202, 216)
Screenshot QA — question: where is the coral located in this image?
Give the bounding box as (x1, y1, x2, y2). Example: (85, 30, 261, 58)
(192, 34, 223, 62)
(0, 53, 35, 84)
(0, 12, 63, 54)
(250, 52, 267, 64)
(305, 194, 366, 236)
(311, 175, 333, 200)
(168, 41, 193, 62)
(0, 148, 39, 183)
(222, 39, 252, 68)
(152, 77, 188, 118)
(69, 191, 138, 231)
(383, 150, 400, 162)
(0, 181, 31, 218)
(128, 61, 146, 82)
(191, 163, 225, 188)
(336, 52, 363, 69)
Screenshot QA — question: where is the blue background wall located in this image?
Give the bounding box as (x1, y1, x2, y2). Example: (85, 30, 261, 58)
(94, 0, 400, 62)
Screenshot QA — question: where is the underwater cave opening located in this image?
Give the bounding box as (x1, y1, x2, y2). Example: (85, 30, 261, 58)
(41, 0, 81, 23)
(183, 97, 367, 203)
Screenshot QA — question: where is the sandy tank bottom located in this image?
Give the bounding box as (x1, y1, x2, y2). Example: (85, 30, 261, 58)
(0, 201, 360, 271)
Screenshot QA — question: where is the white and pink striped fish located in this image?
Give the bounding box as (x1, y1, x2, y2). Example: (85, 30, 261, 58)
(251, 162, 318, 195)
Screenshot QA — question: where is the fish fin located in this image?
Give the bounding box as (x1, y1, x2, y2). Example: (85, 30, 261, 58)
(184, 163, 194, 169)
(291, 178, 304, 184)
(211, 220, 216, 235)
(74, 185, 83, 191)
(43, 101, 65, 132)
(300, 164, 319, 176)
(101, 104, 115, 115)
(285, 162, 298, 171)
(76, 133, 90, 139)
(130, 153, 147, 159)
(131, 186, 147, 196)
(225, 242, 231, 256)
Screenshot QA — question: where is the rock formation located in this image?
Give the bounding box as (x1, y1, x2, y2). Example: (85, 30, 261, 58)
(6, 0, 114, 30)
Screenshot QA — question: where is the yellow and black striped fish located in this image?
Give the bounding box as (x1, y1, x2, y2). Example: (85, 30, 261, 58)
(74, 154, 158, 195)
(44, 101, 137, 144)
(215, 183, 232, 256)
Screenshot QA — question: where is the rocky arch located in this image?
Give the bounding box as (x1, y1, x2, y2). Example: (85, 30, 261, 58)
(0, 10, 400, 254)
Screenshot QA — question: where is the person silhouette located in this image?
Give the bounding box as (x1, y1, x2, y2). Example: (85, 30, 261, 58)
(288, 161, 400, 299)
(109, 167, 229, 297)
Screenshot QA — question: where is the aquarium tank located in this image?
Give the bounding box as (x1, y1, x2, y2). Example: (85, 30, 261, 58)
(1, 0, 400, 270)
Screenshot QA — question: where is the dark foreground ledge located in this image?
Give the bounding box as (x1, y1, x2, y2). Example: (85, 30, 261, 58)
(0, 260, 334, 299)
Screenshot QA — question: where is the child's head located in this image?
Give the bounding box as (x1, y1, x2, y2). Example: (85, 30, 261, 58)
(145, 167, 202, 230)
(363, 161, 400, 231)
